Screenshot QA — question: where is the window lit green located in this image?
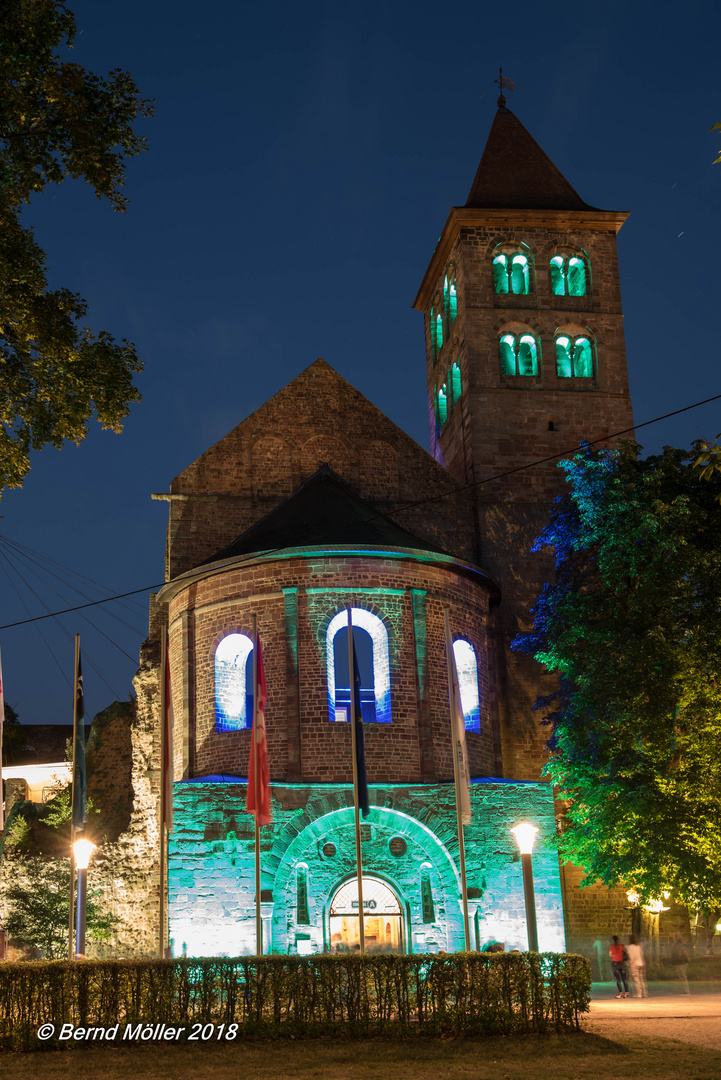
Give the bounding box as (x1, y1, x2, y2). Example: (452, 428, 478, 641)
(421, 865, 435, 923)
(550, 256, 565, 296)
(297, 866, 310, 925)
(499, 334, 516, 375)
(493, 255, 509, 294)
(518, 333, 537, 375)
(555, 335, 572, 377)
(438, 384, 448, 426)
(574, 336, 593, 376)
(443, 275, 450, 324)
(511, 254, 529, 295)
(568, 257, 586, 297)
(435, 313, 443, 351)
(430, 308, 436, 360)
(451, 362, 461, 403)
(449, 281, 457, 322)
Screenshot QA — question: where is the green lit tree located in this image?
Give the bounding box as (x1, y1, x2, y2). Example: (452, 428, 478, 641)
(514, 442, 721, 927)
(5, 857, 117, 958)
(0, 0, 152, 492)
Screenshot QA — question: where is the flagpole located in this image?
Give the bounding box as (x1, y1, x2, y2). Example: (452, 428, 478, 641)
(253, 614, 262, 956)
(443, 608, 471, 951)
(68, 633, 79, 960)
(159, 625, 168, 959)
(347, 607, 365, 954)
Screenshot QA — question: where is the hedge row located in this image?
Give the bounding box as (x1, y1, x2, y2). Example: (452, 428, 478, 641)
(0, 952, 592, 1051)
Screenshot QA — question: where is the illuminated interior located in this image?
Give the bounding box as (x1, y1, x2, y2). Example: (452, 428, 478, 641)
(326, 608, 391, 723)
(215, 632, 254, 731)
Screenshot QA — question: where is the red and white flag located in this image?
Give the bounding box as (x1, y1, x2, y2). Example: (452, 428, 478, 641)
(246, 635, 272, 825)
(164, 645, 175, 833)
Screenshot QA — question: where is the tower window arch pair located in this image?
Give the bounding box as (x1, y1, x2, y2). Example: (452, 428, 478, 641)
(326, 608, 391, 724)
(499, 333, 538, 376)
(492, 244, 532, 296)
(444, 267, 458, 330)
(434, 361, 462, 436)
(556, 334, 594, 378)
(550, 253, 588, 297)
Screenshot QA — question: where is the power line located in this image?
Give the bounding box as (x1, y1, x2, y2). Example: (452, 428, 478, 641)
(1, 388, 719, 632)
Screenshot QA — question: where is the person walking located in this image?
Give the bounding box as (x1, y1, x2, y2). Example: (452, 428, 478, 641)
(627, 935, 647, 998)
(670, 931, 691, 995)
(609, 935, 630, 998)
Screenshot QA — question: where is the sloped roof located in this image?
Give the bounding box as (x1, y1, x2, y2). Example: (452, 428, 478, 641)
(465, 101, 598, 211)
(203, 464, 450, 563)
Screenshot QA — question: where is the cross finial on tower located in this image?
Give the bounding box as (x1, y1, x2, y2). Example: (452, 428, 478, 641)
(494, 67, 515, 109)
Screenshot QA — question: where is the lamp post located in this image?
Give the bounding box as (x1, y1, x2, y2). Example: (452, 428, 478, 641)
(511, 823, 539, 953)
(73, 838, 95, 958)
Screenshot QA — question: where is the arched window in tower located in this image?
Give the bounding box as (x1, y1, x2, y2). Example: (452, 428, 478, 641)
(493, 250, 530, 295)
(550, 254, 588, 297)
(451, 362, 462, 404)
(444, 266, 458, 329)
(453, 639, 481, 733)
(215, 633, 254, 732)
(438, 383, 448, 426)
(327, 608, 391, 724)
(499, 332, 538, 377)
(435, 312, 444, 352)
(555, 334, 594, 378)
(430, 307, 437, 362)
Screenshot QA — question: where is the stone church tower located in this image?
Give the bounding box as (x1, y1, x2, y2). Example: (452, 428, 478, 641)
(414, 97, 634, 781)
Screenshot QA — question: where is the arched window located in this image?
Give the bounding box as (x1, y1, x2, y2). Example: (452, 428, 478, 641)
(297, 863, 310, 925)
(435, 312, 444, 352)
(327, 608, 391, 724)
(451, 362, 462, 404)
(499, 332, 538, 376)
(444, 267, 458, 329)
(438, 383, 448, 426)
(453, 639, 480, 733)
(493, 251, 530, 295)
(430, 307, 437, 362)
(555, 334, 594, 378)
(215, 633, 254, 732)
(550, 254, 587, 297)
(420, 863, 435, 923)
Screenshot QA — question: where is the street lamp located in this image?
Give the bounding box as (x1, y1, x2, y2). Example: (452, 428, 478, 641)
(511, 823, 539, 953)
(73, 838, 95, 958)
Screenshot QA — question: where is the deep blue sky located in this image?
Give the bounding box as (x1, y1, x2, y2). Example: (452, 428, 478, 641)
(2, 0, 720, 726)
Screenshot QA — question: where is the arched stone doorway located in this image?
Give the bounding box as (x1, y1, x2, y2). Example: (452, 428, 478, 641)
(329, 876, 404, 953)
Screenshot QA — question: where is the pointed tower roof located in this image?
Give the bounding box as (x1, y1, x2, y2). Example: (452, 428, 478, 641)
(202, 463, 450, 563)
(465, 101, 596, 211)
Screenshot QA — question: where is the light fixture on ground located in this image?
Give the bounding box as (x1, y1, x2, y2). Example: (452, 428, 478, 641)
(511, 823, 539, 952)
(73, 838, 95, 958)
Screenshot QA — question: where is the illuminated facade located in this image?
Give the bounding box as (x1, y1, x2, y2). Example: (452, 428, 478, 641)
(147, 98, 635, 959)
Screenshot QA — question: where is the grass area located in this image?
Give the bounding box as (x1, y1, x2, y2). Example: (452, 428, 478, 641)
(2, 1031, 720, 1080)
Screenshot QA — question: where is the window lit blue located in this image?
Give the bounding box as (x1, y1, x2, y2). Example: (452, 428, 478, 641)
(453, 639, 480, 733)
(327, 608, 391, 724)
(215, 633, 254, 732)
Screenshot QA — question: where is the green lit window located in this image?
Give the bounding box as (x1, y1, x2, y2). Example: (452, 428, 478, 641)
(297, 864, 310, 925)
(435, 313, 443, 352)
(493, 252, 529, 295)
(430, 307, 437, 361)
(451, 362, 461, 404)
(421, 864, 435, 923)
(550, 254, 587, 297)
(556, 335, 594, 378)
(438, 384, 448, 426)
(499, 333, 538, 376)
(449, 280, 457, 322)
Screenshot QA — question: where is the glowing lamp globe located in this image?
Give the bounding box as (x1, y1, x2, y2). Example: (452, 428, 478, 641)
(511, 823, 538, 856)
(73, 838, 95, 870)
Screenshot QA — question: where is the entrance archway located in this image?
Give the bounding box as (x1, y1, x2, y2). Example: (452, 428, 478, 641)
(329, 876, 404, 953)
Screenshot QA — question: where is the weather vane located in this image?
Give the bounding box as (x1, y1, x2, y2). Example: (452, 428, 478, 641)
(495, 67, 515, 104)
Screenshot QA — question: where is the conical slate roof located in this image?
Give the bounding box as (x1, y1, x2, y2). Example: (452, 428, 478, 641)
(203, 464, 450, 563)
(465, 101, 597, 211)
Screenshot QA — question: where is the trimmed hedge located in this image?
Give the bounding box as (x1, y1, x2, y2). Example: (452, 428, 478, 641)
(0, 952, 591, 1051)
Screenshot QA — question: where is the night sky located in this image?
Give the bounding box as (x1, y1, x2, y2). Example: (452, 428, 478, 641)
(1, 0, 719, 727)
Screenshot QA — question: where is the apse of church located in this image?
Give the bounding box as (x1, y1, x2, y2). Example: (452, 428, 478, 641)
(144, 99, 636, 959)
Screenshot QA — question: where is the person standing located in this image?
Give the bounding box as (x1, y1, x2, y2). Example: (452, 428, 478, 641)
(670, 932, 691, 995)
(609, 935, 630, 998)
(627, 935, 647, 998)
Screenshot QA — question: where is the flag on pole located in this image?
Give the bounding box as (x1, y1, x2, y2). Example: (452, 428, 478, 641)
(0, 646, 5, 830)
(71, 651, 87, 831)
(163, 644, 175, 833)
(447, 632, 472, 826)
(500, 74, 515, 92)
(246, 635, 272, 825)
(350, 634, 370, 819)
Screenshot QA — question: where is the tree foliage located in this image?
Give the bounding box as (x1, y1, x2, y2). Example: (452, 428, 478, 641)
(4, 857, 117, 958)
(514, 442, 721, 909)
(0, 0, 152, 491)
